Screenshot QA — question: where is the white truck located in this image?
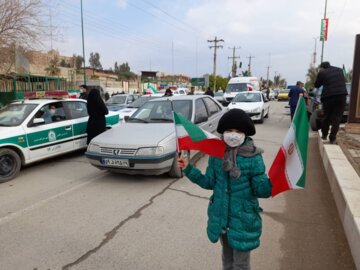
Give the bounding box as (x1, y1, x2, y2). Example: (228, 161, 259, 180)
(223, 76, 260, 104)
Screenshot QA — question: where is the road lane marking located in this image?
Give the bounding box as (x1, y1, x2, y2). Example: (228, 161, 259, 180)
(0, 175, 104, 226)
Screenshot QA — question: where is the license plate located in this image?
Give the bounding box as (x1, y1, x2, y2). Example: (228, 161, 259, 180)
(101, 158, 129, 167)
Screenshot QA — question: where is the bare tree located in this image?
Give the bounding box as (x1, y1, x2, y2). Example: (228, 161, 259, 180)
(0, 0, 47, 73)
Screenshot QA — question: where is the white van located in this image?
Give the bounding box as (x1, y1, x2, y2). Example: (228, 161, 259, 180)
(223, 76, 260, 103)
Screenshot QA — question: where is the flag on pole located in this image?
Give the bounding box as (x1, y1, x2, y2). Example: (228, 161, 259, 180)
(146, 84, 158, 94)
(173, 112, 225, 158)
(268, 97, 309, 197)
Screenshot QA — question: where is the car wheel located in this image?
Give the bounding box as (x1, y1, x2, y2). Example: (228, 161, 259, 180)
(258, 111, 264, 123)
(0, 148, 21, 183)
(168, 154, 182, 178)
(310, 110, 322, 131)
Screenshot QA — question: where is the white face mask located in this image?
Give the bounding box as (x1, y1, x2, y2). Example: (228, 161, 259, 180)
(50, 109, 56, 115)
(223, 132, 245, 148)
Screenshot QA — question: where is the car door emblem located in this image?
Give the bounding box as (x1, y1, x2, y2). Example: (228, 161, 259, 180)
(48, 130, 57, 142)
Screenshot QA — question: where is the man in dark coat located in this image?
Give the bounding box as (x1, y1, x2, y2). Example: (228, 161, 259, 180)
(204, 87, 214, 97)
(86, 89, 109, 144)
(288, 81, 305, 120)
(314, 61, 347, 144)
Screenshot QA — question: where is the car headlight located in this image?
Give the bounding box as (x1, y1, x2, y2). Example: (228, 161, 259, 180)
(136, 146, 165, 156)
(250, 107, 261, 113)
(88, 143, 100, 153)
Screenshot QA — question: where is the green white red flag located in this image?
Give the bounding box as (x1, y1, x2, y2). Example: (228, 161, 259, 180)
(173, 112, 225, 158)
(268, 97, 309, 197)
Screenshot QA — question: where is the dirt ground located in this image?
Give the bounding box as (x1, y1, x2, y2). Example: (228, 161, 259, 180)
(337, 127, 360, 177)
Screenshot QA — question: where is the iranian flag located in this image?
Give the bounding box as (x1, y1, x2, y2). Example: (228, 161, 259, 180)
(268, 97, 309, 197)
(174, 112, 225, 158)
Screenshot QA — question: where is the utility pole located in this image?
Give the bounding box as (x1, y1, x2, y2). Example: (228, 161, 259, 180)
(265, 65, 271, 88)
(80, 0, 87, 85)
(208, 36, 224, 91)
(320, 0, 328, 63)
(228, 46, 241, 78)
(313, 37, 318, 66)
(246, 55, 255, 76)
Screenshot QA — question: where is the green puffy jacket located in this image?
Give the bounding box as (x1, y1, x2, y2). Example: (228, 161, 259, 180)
(183, 153, 272, 251)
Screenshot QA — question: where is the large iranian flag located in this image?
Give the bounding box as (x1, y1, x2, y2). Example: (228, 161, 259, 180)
(269, 97, 309, 197)
(174, 112, 225, 158)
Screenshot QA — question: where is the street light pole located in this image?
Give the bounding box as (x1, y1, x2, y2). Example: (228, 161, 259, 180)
(320, 0, 328, 63)
(81, 0, 87, 85)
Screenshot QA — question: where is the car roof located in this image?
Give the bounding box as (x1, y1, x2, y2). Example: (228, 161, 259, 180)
(10, 98, 85, 105)
(149, 95, 206, 101)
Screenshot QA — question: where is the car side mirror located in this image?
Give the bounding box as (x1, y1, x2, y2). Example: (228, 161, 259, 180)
(195, 115, 208, 124)
(124, 116, 130, 122)
(32, 118, 45, 126)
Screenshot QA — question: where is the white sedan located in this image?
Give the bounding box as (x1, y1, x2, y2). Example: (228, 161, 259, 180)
(227, 91, 270, 123)
(86, 95, 225, 178)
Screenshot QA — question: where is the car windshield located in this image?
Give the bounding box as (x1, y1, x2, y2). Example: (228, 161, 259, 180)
(233, 92, 262, 102)
(225, 83, 248, 93)
(0, 103, 37, 126)
(129, 100, 192, 123)
(106, 95, 127, 104)
(128, 96, 157, 108)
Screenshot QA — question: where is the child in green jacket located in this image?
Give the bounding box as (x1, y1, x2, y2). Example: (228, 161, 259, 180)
(178, 109, 272, 270)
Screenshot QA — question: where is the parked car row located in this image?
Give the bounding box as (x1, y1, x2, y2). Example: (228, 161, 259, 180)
(1, 85, 273, 182)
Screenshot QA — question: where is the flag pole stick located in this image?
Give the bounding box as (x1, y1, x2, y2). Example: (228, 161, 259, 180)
(170, 99, 183, 177)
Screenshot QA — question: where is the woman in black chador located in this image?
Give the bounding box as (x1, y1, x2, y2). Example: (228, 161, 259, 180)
(86, 89, 109, 144)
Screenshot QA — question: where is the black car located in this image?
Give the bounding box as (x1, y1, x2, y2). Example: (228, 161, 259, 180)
(308, 83, 351, 131)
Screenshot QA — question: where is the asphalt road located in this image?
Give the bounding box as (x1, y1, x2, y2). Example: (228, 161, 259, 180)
(0, 101, 355, 270)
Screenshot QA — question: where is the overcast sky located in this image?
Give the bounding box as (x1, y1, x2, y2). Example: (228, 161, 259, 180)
(47, 0, 360, 84)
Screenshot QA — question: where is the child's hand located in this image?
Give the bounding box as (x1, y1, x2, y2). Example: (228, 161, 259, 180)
(177, 156, 188, 169)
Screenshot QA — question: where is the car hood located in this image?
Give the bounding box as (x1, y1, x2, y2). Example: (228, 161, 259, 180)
(91, 123, 175, 148)
(106, 104, 127, 111)
(229, 102, 262, 111)
(118, 108, 137, 118)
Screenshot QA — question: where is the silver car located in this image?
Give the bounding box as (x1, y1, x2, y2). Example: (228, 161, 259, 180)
(86, 95, 225, 177)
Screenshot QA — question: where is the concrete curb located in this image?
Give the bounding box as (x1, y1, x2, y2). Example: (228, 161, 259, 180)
(318, 132, 360, 269)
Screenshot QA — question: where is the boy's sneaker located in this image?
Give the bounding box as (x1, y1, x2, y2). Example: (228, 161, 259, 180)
(321, 135, 327, 140)
(329, 139, 337, 144)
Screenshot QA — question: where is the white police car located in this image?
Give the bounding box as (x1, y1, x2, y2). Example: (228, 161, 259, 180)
(0, 98, 119, 182)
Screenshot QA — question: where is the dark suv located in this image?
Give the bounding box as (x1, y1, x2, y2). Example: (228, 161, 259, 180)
(308, 83, 351, 131)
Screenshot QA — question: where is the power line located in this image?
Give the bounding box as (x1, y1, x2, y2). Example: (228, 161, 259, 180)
(139, 0, 201, 34)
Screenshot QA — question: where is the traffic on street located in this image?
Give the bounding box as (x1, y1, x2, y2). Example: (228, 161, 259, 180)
(0, 101, 354, 270)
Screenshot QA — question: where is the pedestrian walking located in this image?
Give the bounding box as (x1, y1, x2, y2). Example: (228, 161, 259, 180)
(314, 61, 347, 144)
(188, 86, 195, 95)
(177, 109, 272, 270)
(204, 87, 214, 97)
(163, 88, 173, 97)
(79, 84, 89, 100)
(288, 81, 305, 121)
(86, 89, 109, 144)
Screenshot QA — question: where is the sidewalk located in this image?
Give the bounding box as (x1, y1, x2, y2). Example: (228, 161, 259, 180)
(318, 130, 360, 269)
